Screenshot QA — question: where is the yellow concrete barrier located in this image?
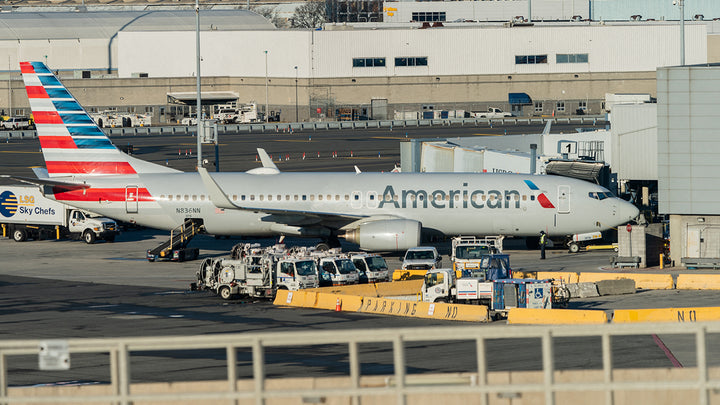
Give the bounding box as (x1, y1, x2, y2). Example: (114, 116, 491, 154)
(613, 307, 720, 323)
(392, 269, 427, 281)
(676, 274, 720, 290)
(375, 279, 424, 296)
(578, 273, 673, 290)
(507, 308, 608, 325)
(273, 289, 290, 306)
(358, 296, 488, 322)
(306, 280, 424, 297)
(536, 272, 580, 284)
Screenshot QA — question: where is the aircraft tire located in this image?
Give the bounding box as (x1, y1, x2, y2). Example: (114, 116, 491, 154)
(568, 242, 580, 253)
(316, 242, 331, 251)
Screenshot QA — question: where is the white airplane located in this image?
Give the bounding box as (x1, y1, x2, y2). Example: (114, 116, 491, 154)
(12, 61, 638, 251)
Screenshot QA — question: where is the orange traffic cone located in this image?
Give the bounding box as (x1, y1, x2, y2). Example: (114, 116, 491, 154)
(335, 297, 342, 312)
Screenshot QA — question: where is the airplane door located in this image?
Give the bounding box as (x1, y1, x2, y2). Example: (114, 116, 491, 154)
(557, 185, 570, 214)
(125, 185, 139, 214)
(351, 191, 362, 209)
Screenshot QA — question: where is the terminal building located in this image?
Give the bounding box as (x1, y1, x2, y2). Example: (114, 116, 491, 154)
(0, 8, 717, 122)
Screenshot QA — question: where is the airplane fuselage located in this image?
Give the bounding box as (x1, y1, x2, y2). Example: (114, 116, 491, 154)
(51, 171, 635, 239)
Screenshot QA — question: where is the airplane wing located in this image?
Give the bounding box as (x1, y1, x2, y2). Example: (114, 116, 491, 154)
(0, 174, 90, 191)
(197, 167, 368, 227)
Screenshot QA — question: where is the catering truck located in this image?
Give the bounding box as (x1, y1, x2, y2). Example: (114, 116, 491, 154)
(0, 185, 119, 243)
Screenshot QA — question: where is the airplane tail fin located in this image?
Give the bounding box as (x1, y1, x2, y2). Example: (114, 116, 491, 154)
(20, 61, 177, 178)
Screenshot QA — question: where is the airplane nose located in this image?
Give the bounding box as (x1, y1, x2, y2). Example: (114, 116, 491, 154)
(619, 200, 640, 222)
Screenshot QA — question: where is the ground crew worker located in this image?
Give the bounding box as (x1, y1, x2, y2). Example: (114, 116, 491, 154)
(540, 230, 547, 260)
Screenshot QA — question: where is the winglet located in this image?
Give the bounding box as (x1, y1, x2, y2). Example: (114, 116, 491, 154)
(257, 148, 279, 171)
(197, 167, 238, 210)
(354, 165, 361, 174)
(542, 119, 552, 135)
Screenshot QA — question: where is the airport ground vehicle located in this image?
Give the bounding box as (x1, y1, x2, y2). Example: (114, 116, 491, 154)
(0, 185, 119, 243)
(194, 243, 320, 299)
(212, 103, 261, 124)
(350, 252, 390, 282)
(91, 112, 152, 128)
(450, 236, 503, 275)
(471, 107, 512, 119)
(567, 231, 603, 253)
(1, 116, 31, 130)
(402, 246, 442, 270)
(421, 267, 552, 314)
(318, 255, 360, 286)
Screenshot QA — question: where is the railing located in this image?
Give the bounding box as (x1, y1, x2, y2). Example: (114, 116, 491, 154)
(1, 321, 719, 405)
(0, 116, 607, 139)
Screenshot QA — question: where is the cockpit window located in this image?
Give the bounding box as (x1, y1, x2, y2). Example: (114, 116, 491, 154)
(588, 192, 614, 200)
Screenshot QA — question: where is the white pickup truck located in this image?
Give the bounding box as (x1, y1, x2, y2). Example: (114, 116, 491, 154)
(0, 185, 119, 243)
(1, 117, 31, 130)
(471, 107, 512, 119)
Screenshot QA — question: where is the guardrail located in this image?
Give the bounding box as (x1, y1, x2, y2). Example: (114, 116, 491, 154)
(0, 115, 607, 140)
(1, 322, 718, 405)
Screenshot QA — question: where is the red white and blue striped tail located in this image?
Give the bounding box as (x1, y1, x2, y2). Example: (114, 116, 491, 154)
(21, 61, 175, 178)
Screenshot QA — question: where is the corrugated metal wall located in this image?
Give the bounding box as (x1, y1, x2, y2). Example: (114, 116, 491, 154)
(611, 103, 657, 181)
(116, 24, 706, 78)
(658, 66, 720, 216)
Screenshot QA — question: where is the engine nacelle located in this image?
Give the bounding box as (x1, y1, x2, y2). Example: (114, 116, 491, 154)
(343, 219, 421, 251)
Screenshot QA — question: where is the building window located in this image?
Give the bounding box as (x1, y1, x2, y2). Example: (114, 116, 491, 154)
(515, 55, 548, 64)
(578, 100, 587, 111)
(556, 101, 566, 112)
(353, 58, 386, 68)
(534, 102, 543, 113)
(395, 57, 428, 67)
(556, 53, 589, 63)
(411, 12, 446, 22)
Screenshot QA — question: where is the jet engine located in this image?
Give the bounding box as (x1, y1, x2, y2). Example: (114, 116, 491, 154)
(343, 219, 421, 251)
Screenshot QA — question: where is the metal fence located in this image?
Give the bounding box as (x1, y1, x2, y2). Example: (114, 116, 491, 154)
(0, 116, 607, 140)
(1, 321, 719, 405)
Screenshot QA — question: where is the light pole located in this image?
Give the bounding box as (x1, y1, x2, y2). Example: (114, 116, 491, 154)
(195, 0, 202, 169)
(264, 50, 269, 123)
(294, 66, 298, 122)
(674, 0, 685, 65)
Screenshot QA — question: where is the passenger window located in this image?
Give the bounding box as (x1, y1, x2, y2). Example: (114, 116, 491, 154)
(200, 195, 206, 201)
(250, 195, 255, 201)
(176, 195, 181, 200)
(294, 195, 299, 201)
(241, 195, 246, 201)
(268, 195, 272, 201)
(318, 195, 323, 201)
(192, 195, 197, 201)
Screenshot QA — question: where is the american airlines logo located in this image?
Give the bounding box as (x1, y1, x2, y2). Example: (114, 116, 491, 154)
(377, 181, 556, 210)
(523, 180, 555, 209)
(378, 184, 521, 209)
